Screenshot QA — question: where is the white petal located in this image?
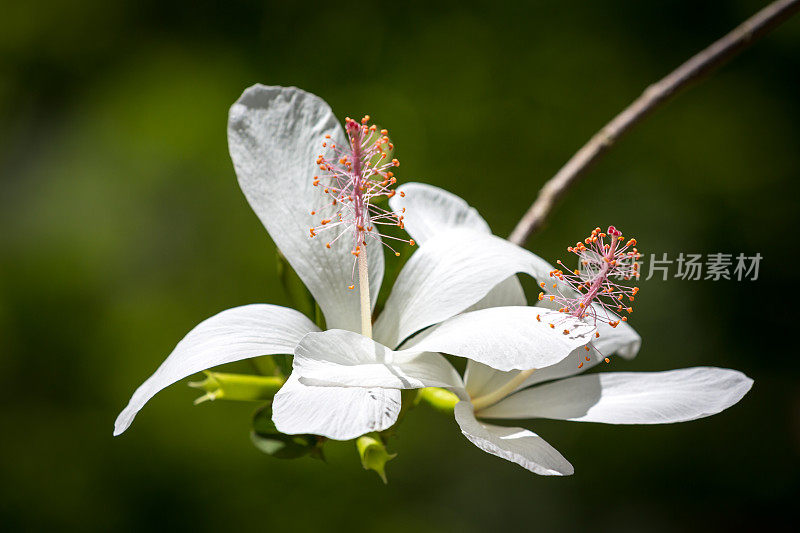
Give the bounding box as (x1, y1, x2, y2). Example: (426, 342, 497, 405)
(272, 373, 401, 440)
(114, 304, 318, 435)
(407, 307, 594, 372)
(537, 301, 640, 358)
(388, 182, 527, 318)
(480, 367, 753, 424)
(388, 182, 491, 244)
(464, 361, 519, 399)
(462, 276, 528, 397)
(292, 329, 462, 389)
(454, 402, 573, 476)
(374, 229, 557, 348)
(466, 275, 527, 312)
(521, 305, 642, 389)
(463, 304, 640, 398)
(593, 310, 641, 359)
(228, 85, 383, 332)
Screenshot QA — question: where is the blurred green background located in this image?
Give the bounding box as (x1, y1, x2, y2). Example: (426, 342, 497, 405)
(2, 0, 798, 531)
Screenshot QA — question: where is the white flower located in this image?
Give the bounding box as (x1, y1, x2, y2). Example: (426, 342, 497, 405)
(453, 363, 751, 475)
(114, 85, 577, 440)
(298, 182, 753, 474)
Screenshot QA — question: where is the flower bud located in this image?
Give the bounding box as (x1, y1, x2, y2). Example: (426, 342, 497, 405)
(356, 433, 397, 484)
(417, 387, 459, 414)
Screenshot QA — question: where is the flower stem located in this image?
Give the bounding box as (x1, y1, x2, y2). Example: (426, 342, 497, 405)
(470, 369, 536, 412)
(358, 249, 372, 338)
(507, 0, 800, 246)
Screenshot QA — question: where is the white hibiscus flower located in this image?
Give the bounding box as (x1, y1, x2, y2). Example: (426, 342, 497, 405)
(113, 85, 580, 440)
(296, 182, 752, 474)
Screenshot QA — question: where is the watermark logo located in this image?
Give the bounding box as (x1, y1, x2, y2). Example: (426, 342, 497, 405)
(640, 253, 762, 281)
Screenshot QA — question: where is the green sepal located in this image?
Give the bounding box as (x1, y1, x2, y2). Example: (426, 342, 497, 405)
(417, 387, 459, 414)
(272, 354, 293, 378)
(356, 433, 397, 484)
(313, 301, 326, 330)
(249, 355, 280, 376)
(250, 405, 322, 460)
(188, 371, 284, 404)
(275, 250, 325, 375)
(276, 249, 315, 318)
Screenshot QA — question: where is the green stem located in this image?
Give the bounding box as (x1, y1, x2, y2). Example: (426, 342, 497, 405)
(189, 371, 285, 404)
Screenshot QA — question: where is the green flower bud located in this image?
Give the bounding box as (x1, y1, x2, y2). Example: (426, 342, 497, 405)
(417, 387, 459, 414)
(188, 371, 284, 404)
(356, 433, 397, 484)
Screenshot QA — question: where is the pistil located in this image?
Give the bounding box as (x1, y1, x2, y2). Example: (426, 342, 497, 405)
(358, 248, 372, 338)
(309, 115, 414, 338)
(471, 226, 642, 411)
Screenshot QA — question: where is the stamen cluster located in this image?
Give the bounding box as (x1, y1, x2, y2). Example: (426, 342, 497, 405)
(309, 115, 414, 260)
(540, 226, 641, 329)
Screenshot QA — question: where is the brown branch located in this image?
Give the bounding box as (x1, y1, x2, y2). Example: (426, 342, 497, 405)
(508, 0, 800, 246)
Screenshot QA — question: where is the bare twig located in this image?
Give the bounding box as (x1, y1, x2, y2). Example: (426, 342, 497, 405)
(508, 0, 800, 246)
